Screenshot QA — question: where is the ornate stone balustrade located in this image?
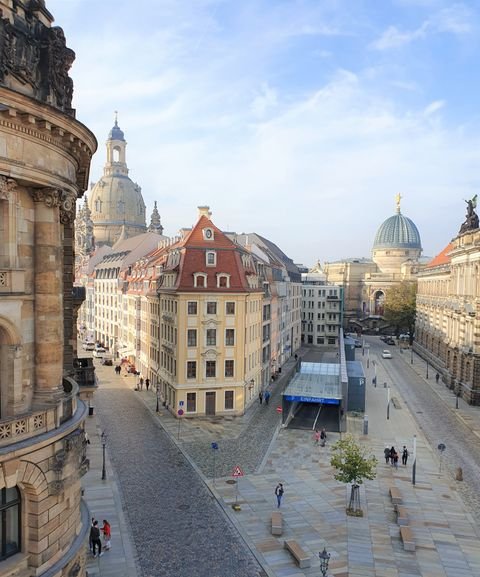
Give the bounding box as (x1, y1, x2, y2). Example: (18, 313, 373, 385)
(0, 409, 54, 448)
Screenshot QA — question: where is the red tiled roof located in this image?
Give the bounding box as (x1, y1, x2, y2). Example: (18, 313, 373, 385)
(427, 243, 453, 268)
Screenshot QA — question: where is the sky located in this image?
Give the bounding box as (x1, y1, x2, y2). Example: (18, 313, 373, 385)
(48, 0, 480, 266)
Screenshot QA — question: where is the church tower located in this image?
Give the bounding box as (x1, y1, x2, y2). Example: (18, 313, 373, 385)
(89, 115, 147, 246)
(148, 201, 164, 235)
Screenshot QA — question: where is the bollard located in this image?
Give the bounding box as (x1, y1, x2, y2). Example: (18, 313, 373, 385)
(363, 415, 368, 435)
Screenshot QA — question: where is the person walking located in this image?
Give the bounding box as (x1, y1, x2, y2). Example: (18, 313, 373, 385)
(314, 430, 320, 445)
(384, 446, 391, 465)
(89, 517, 95, 552)
(402, 446, 409, 466)
(389, 446, 396, 467)
(393, 451, 399, 469)
(275, 483, 284, 508)
(90, 520, 103, 557)
(435, 373, 440, 384)
(145, 378, 150, 391)
(139, 377, 144, 391)
(101, 519, 111, 551)
(264, 390, 271, 405)
(320, 428, 327, 446)
(258, 391, 263, 404)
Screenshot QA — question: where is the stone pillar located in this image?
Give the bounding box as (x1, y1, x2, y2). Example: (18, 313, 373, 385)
(32, 188, 64, 406)
(60, 192, 77, 376)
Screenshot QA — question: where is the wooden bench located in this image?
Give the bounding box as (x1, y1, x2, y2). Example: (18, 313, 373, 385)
(271, 511, 283, 535)
(400, 526, 415, 551)
(395, 505, 408, 526)
(284, 539, 311, 568)
(389, 486, 403, 505)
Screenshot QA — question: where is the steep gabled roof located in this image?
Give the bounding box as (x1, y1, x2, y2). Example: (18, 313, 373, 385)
(427, 243, 453, 268)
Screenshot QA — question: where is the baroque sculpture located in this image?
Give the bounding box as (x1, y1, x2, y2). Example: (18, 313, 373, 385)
(459, 195, 479, 234)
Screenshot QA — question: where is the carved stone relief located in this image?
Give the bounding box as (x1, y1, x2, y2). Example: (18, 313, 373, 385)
(0, 176, 17, 200)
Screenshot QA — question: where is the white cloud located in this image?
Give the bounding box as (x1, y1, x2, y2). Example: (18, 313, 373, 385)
(423, 100, 445, 116)
(372, 3, 474, 51)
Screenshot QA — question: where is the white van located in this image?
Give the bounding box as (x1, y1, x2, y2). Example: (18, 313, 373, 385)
(83, 341, 95, 351)
(92, 347, 106, 358)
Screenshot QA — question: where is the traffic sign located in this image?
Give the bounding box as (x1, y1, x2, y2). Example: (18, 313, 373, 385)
(177, 409, 184, 416)
(276, 406, 282, 413)
(232, 465, 244, 477)
(179, 401, 184, 407)
(211, 442, 218, 450)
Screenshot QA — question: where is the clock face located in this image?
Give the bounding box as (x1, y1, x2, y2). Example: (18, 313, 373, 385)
(205, 229, 212, 239)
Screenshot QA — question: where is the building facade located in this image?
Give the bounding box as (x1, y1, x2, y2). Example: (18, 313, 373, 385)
(415, 221, 480, 405)
(0, 2, 96, 575)
(301, 264, 343, 347)
(324, 195, 424, 331)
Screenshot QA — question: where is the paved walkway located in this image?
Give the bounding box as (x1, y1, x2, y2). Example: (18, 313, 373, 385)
(82, 345, 480, 577)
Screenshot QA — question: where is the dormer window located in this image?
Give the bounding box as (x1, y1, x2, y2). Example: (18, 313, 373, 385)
(193, 272, 207, 288)
(206, 251, 216, 266)
(203, 228, 214, 241)
(217, 273, 230, 288)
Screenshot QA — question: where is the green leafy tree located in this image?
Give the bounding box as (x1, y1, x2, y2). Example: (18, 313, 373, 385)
(330, 434, 377, 515)
(383, 281, 417, 340)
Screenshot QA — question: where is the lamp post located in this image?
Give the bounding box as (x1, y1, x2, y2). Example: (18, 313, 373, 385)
(101, 431, 107, 481)
(410, 346, 413, 365)
(456, 389, 460, 410)
(426, 360, 429, 379)
(412, 434, 417, 485)
(386, 386, 390, 420)
(319, 547, 331, 577)
(156, 382, 160, 412)
(211, 442, 218, 485)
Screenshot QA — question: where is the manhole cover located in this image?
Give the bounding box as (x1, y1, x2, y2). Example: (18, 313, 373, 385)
(226, 479, 237, 485)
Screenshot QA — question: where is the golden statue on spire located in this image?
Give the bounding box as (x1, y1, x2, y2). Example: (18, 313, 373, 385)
(395, 193, 402, 213)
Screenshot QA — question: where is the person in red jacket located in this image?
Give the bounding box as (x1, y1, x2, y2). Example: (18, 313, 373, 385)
(101, 519, 111, 550)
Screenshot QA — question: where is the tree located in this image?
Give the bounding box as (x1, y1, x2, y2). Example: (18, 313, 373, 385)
(383, 281, 417, 340)
(330, 434, 377, 516)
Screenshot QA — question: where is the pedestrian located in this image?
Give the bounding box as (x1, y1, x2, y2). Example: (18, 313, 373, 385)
(294, 353, 298, 361)
(320, 428, 327, 446)
(139, 377, 144, 391)
(145, 378, 150, 391)
(275, 483, 284, 508)
(435, 372, 440, 384)
(85, 432, 90, 445)
(264, 390, 271, 405)
(402, 446, 409, 466)
(314, 429, 320, 444)
(89, 517, 95, 552)
(90, 520, 103, 557)
(101, 519, 111, 550)
(258, 391, 263, 404)
(384, 446, 390, 465)
(389, 446, 396, 467)
(393, 451, 399, 469)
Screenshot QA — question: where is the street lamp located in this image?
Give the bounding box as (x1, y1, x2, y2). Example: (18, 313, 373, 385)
(101, 431, 107, 481)
(156, 382, 160, 412)
(456, 389, 460, 409)
(426, 360, 429, 379)
(318, 547, 330, 577)
(386, 386, 390, 420)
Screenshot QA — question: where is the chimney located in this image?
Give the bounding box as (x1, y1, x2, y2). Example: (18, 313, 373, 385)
(198, 205, 211, 218)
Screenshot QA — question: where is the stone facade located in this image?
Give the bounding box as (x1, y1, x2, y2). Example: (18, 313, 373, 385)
(416, 232, 480, 405)
(0, 1, 96, 575)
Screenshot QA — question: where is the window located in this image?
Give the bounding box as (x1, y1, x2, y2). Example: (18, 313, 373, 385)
(206, 251, 216, 266)
(187, 329, 197, 347)
(187, 301, 198, 315)
(194, 273, 207, 288)
(206, 328, 216, 346)
(226, 302, 235, 315)
(206, 302, 217, 315)
(317, 337, 325, 344)
(328, 337, 336, 345)
(225, 359, 234, 377)
(187, 361, 196, 379)
(0, 487, 20, 561)
(186, 392, 196, 412)
(217, 274, 229, 288)
(225, 329, 235, 346)
(203, 227, 214, 240)
(206, 360, 216, 378)
(225, 390, 234, 410)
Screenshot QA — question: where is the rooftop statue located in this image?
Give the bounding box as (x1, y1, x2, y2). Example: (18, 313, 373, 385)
(459, 195, 479, 234)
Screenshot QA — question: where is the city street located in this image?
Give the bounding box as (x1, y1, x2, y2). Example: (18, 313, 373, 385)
(362, 335, 480, 527)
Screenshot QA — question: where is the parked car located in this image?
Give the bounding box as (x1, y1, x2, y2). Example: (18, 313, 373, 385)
(101, 356, 113, 366)
(92, 347, 106, 358)
(382, 349, 392, 359)
(385, 337, 396, 345)
(83, 341, 95, 351)
(354, 340, 362, 348)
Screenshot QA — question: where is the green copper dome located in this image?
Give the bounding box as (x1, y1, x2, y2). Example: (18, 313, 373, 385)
(373, 209, 421, 250)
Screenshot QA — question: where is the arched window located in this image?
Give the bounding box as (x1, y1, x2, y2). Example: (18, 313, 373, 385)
(0, 486, 21, 560)
(113, 146, 120, 162)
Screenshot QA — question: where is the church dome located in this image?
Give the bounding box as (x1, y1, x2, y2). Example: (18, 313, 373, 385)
(373, 209, 421, 250)
(108, 120, 125, 141)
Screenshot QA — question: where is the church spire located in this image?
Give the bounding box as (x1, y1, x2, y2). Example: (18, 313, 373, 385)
(148, 201, 164, 235)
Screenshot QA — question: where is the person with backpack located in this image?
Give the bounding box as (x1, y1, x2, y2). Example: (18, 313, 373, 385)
(275, 483, 284, 508)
